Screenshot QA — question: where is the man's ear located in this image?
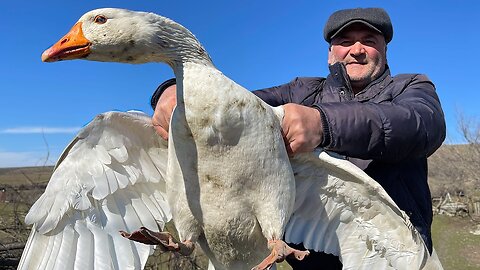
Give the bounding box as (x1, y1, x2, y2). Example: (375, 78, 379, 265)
(327, 47, 335, 65)
(385, 46, 388, 64)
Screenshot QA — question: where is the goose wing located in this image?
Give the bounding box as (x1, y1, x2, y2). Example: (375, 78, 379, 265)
(285, 150, 436, 270)
(18, 111, 171, 270)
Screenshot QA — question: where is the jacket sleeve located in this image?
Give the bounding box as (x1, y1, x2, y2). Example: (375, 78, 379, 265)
(316, 75, 446, 162)
(252, 77, 324, 106)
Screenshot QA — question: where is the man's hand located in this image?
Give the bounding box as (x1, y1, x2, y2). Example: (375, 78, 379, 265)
(281, 103, 323, 155)
(152, 85, 177, 140)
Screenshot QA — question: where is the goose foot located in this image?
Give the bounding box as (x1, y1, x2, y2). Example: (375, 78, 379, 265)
(120, 227, 194, 256)
(251, 239, 309, 270)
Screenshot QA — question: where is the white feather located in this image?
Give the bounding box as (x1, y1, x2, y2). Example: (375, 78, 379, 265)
(53, 224, 76, 270)
(18, 112, 170, 270)
(74, 221, 94, 269)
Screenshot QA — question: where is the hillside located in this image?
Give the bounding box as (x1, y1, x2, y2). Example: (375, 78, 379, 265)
(428, 144, 480, 198)
(0, 166, 53, 185)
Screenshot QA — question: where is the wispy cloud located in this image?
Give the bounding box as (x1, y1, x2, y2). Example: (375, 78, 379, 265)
(0, 127, 81, 134)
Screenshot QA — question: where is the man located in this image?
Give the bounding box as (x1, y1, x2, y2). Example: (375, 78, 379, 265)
(150, 7, 446, 269)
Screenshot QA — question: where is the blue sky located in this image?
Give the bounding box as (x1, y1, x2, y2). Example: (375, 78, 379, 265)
(0, 0, 478, 168)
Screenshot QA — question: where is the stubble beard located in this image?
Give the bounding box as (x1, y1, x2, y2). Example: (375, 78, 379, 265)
(343, 57, 385, 90)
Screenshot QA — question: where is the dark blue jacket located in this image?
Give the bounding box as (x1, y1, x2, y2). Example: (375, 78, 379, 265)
(254, 62, 446, 253)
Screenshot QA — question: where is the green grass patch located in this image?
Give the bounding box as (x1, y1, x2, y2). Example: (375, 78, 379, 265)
(432, 215, 480, 269)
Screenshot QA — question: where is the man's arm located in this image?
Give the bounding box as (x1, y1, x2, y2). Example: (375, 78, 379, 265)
(253, 75, 446, 161)
(316, 75, 446, 161)
(253, 77, 324, 106)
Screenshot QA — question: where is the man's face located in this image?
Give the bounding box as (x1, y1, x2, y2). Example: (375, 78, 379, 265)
(328, 23, 387, 91)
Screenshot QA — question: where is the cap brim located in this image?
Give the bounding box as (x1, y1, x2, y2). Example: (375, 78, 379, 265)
(330, 19, 382, 40)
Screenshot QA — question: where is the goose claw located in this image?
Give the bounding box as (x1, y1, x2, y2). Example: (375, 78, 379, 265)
(120, 227, 195, 256)
(251, 239, 310, 270)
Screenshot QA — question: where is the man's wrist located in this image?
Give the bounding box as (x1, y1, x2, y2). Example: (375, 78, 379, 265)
(313, 105, 331, 148)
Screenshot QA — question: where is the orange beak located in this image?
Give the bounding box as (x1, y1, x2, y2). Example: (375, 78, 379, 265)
(41, 22, 91, 62)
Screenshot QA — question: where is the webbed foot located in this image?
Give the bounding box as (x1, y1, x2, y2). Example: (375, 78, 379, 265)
(251, 239, 309, 270)
(120, 227, 194, 256)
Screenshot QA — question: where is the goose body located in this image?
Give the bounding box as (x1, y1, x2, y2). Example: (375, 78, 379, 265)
(167, 62, 294, 268)
(19, 8, 442, 270)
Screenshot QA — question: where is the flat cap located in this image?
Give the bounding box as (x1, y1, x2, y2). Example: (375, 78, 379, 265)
(324, 8, 393, 43)
(150, 78, 176, 110)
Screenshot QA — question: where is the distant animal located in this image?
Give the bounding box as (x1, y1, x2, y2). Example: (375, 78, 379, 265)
(18, 8, 442, 270)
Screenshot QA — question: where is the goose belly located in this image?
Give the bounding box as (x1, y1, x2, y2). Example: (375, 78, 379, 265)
(195, 140, 294, 236)
(192, 117, 294, 269)
(197, 201, 270, 269)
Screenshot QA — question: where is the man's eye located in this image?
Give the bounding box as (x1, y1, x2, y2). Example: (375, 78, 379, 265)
(341, 41, 353, 46)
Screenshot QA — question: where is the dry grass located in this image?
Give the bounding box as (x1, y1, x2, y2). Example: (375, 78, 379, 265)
(0, 167, 52, 186)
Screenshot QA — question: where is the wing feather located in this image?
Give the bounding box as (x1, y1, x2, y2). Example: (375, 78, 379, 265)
(87, 222, 114, 269)
(37, 233, 55, 270)
(44, 229, 63, 269)
(74, 221, 94, 269)
(286, 149, 433, 269)
(18, 111, 171, 270)
(53, 224, 76, 270)
(105, 168, 119, 194)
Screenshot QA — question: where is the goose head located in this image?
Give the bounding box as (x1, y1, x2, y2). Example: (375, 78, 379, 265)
(42, 8, 212, 66)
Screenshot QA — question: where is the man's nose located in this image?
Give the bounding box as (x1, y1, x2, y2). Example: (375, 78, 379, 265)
(350, 41, 366, 56)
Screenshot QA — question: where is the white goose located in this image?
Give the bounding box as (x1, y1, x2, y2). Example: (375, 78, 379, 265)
(19, 8, 442, 270)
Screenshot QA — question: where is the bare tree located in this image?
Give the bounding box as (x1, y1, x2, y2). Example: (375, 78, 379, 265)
(458, 110, 480, 144)
(455, 111, 480, 179)
(428, 110, 480, 217)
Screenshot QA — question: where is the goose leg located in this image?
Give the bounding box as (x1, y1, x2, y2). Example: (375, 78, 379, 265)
(251, 239, 309, 270)
(120, 227, 195, 256)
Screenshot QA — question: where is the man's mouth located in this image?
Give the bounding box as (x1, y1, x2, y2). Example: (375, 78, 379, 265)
(346, 62, 366, 65)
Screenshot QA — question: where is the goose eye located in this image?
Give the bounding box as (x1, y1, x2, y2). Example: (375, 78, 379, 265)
(94, 15, 108, 24)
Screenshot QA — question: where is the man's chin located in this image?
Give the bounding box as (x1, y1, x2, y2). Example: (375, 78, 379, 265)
(347, 70, 377, 86)
(348, 75, 371, 84)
